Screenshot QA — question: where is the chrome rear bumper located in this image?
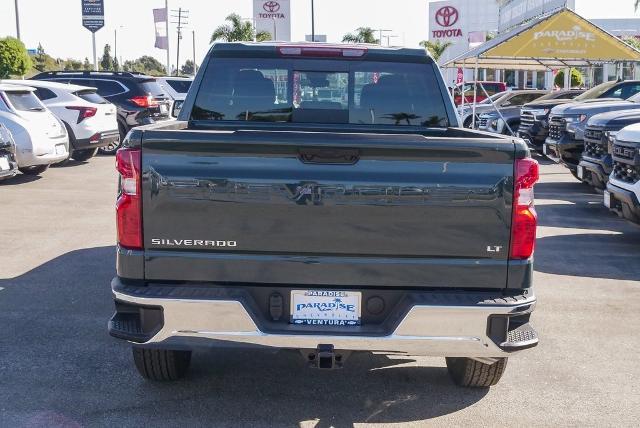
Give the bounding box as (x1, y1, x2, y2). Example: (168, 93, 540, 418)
(111, 280, 537, 358)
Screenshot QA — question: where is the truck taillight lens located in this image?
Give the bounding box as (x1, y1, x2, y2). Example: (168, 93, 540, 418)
(116, 148, 142, 250)
(510, 158, 539, 260)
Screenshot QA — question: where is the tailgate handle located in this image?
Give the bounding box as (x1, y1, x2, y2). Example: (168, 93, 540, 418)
(298, 148, 360, 165)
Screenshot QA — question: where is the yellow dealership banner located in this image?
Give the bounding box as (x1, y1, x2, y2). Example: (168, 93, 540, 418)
(485, 9, 640, 61)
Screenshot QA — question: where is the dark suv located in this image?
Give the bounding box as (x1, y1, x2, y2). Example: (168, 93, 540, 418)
(31, 71, 172, 154)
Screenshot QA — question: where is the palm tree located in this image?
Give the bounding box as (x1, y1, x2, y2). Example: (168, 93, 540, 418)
(342, 27, 379, 44)
(419, 40, 453, 62)
(210, 13, 271, 43)
(636, 0, 639, 11)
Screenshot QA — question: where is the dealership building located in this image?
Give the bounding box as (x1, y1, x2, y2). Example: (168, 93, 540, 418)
(430, 0, 640, 88)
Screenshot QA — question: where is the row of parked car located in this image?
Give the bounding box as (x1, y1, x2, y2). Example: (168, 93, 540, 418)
(0, 72, 192, 181)
(458, 79, 640, 225)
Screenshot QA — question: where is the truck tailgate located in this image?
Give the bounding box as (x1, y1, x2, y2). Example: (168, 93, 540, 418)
(141, 129, 515, 288)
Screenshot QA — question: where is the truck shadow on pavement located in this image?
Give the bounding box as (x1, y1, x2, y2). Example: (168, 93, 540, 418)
(534, 181, 640, 281)
(0, 246, 488, 427)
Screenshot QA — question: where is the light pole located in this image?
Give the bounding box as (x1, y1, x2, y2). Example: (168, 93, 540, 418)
(311, 0, 315, 42)
(14, 0, 21, 40)
(271, 17, 277, 41)
(114, 26, 124, 71)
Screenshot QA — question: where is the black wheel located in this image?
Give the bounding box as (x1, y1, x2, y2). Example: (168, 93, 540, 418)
(99, 123, 125, 155)
(445, 357, 508, 387)
(19, 165, 49, 176)
(132, 347, 192, 381)
(503, 121, 520, 135)
(463, 116, 475, 128)
(71, 148, 98, 162)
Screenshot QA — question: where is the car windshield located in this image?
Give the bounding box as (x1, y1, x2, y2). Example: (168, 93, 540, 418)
(74, 89, 109, 104)
(477, 92, 506, 105)
(574, 81, 619, 101)
(4, 91, 45, 112)
(191, 58, 450, 127)
(164, 79, 192, 94)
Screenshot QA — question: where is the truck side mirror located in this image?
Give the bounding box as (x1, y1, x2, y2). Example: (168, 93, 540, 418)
(171, 100, 184, 118)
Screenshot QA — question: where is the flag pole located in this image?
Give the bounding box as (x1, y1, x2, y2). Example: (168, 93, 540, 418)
(165, 0, 170, 75)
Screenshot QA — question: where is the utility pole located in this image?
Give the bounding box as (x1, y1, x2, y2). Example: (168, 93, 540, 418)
(171, 7, 189, 76)
(165, 0, 170, 76)
(311, 0, 315, 42)
(192, 30, 196, 75)
(14, 0, 21, 40)
(114, 29, 117, 70)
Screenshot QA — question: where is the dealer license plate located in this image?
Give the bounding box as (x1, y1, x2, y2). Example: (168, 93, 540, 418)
(0, 156, 9, 171)
(604, 190, 611, 208)
(577, 165, 584, 179)
(290, 290, 361, 326)
(55, 144, 66, 155)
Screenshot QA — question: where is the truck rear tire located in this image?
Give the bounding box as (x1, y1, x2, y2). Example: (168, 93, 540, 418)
(132, 347, 192, 381)
(445, 357, 508, 387)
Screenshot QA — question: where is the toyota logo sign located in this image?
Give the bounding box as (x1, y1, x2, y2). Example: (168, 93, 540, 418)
(263, 1, 280, 13)
(435, 6, 459, 27)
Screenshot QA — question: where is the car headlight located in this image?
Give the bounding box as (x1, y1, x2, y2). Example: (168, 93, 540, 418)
(605, 131, 618, 142)
(579, 114, 588, 123)
(529, 108, 549, 117)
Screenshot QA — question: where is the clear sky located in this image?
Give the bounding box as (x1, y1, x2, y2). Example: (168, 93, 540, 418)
(0, 0, 637, 71)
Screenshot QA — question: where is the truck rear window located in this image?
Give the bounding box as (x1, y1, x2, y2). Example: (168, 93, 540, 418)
(191, 58, 450, 127)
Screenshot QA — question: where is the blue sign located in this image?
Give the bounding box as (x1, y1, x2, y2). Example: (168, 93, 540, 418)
(27, 49, 37, 55)
(81, 0, 104, 33)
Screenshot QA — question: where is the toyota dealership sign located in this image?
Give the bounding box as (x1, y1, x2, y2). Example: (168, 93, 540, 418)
(433, 6, 462, 38)
(253, 0, 291, 41)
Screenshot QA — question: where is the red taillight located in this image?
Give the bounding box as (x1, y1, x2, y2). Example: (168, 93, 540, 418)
(510, 158, 539, 259)
(277, 45, 367, 57)
(116, 148, 142, 250)
(129, 95, 158, 108)
(65, 106, 97, 123)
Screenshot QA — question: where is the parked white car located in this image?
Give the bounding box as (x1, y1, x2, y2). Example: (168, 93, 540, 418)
(156, 76, 193, 101)
(0, 84, 68, 175)
(2, 80, 119, 161)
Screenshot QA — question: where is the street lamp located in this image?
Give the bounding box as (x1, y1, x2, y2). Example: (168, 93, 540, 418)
(14, 0, 21, 40)
(114, 26, 125, 71)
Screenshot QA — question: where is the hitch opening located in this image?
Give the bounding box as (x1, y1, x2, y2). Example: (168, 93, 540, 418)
(306, 344, 346, 369)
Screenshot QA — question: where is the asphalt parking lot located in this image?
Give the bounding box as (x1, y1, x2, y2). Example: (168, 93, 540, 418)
(1, 155, 640, 427)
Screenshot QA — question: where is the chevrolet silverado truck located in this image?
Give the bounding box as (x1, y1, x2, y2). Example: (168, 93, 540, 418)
(606, 123, 640, 224)
(519, 80, 640, 150)
(579, 110, 640, 190)
(108, 42, 540, 387)
(544, 85, 640, 177)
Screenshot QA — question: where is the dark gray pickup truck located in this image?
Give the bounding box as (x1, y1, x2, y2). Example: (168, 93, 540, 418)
(108, 42, 539, 388)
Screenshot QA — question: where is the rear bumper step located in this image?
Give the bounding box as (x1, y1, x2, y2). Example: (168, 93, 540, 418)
(109, 278, 538, 357)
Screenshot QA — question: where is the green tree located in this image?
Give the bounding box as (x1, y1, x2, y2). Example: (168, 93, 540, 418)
(554, 68, 584, 88)
(419, 40, 453, 62)
(211, 13, 271, 43)
(342, 27, 379, 44)
(63, 58, 83, 71)
(100, 44, 114, 71)
(180, 59, 195, 75)
(83, 57, 92, 70)
(623, 37, 640, 52)
(32, 43, 58, 72)
(122, 56, 166, 76)
(0, 37, 32, 78)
